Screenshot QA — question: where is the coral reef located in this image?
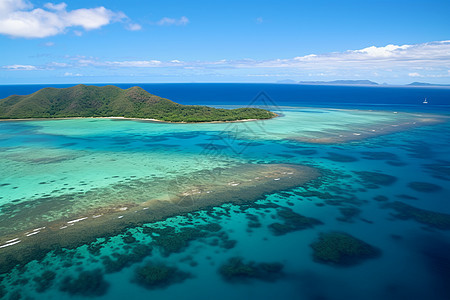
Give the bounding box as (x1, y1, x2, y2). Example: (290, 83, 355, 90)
(143, 223, 222, 256)
(354, 171, 397, 188)
(33, 270, 56, 293)
(360, 151, 399, 161)
(269, 207, 322, 235)
(102, 244, 152, 273)
(374, 195, 389, 202)
(219, 257, 284, 283)
(133, 263, 190, 289)
(59, 269, 109, 297)
(324, 152, 358, 162)
(407, 181, 442, 193)
(423, 161, 450, 181)
(385, 201, 450, 230)
(337, 207, 361, 223)
(310, 232, 381, 266)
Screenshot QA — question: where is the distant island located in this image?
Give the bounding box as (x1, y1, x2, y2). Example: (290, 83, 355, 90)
(0, 85, 276, 122)
(278, 79, 450, 87)
(298, 80, 379, 86)
(406, 82, 450, 87)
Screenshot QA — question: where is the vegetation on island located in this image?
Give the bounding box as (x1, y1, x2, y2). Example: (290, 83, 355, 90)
(0, 84, 277, 122)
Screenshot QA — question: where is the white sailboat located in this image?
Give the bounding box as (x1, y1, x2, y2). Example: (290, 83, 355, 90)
(423, 98, 428, 104)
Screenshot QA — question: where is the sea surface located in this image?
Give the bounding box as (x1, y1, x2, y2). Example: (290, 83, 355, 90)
(0, 84, 450, 300)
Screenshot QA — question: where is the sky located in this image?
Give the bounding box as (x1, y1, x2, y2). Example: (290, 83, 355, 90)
(0, 0, 449, 84)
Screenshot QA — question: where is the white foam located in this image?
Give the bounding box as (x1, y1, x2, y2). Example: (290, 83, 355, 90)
(67, 217, 88, 224)
(92, 214, 103, 218)
(26, 231, 40, 237)
(118, 216, 124, 219)
(118, 207, 128, 211)
(274, 178, 280, 181)
(60, 226, 68, 229)
(0, 240, 21, 248)
(5, 238, 19, 243)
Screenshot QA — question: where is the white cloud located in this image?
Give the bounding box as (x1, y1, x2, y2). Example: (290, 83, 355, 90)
(156, 16, 189, 26)
(3, 64, 37, 70)
(57, 40, 450, 74)
(64, 72, 81, 76)
(43, 41, 54, 46)
(126, 23, 142, 31)
(256, 17, 263, 24)
(0, 0, 127, 38)
(3, 40, 450, 82)
(408, 72, 422, 77)
(104, 60, 162, 67)
(44, 2, 66, 11)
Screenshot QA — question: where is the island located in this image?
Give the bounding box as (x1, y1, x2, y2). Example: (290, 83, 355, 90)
(0, 84, 276, 122)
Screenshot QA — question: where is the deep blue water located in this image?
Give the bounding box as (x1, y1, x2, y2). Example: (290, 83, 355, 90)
(1, 83, 450, 110)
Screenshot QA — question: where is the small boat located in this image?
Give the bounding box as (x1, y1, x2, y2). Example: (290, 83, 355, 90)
(423, 98, 428, 104)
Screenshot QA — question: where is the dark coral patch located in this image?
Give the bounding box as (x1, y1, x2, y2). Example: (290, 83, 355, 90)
(354, 171, 397, 187)
(102, 244, 152, 273)
(143, 223, 222, 256)
(269, 207, 322, 235)
(384, 201, 450, 230)
(59, 269, 109, 297)
(360, 151, 399, 161)
(291, 149, 318, 155)
(219, 257, 284, 283)
(310, 232, 381, 266)
(33, 270, 56, 293)
(337, 207, 361, 223)
(408, 181, 442, 193)
(133, 263, 191, 289)
(423, 161, 450, 181)
(323, 152, 358, 163)
(374, 195, 389, 202)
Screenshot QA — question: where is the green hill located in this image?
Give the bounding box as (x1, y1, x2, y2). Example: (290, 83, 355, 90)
(0, 85, 276, 122)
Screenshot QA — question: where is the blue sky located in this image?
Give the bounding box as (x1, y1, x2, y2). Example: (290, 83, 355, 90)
(0, 0, 449, 84)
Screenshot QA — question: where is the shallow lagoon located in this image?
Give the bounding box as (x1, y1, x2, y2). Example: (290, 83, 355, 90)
(0, 106, 450, 300)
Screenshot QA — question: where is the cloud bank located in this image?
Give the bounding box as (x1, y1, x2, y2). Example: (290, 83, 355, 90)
(66, 40, 450, 72)
(3, 40, 450, 81)
(0, 0, 127, 38)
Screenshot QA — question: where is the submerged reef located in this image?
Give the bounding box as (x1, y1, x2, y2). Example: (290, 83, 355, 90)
(219, 257, 284, 283)
(269, 207, 323, 236)
(133, 263, 191, 289)
(423, 161, 450, 181)
(324, 152, 358, 162)
(385, 201, 450, 230)
(0, 285, 5, 298)
(360, 151, 399, 161)
(407, 181, 442, 193)
(101, 244, 152, 273)
(0, 163, 317, 275)
(33, 270, 56, 293)
(59, 269, 109, 297)
(310, 232, 381, 266)
(337, 207, 362, 223)
(354, 171, 397, 188)
(143, 223, 221, 256)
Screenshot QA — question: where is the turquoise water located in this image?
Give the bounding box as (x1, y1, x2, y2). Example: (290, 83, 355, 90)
(0, 106, 450, 299)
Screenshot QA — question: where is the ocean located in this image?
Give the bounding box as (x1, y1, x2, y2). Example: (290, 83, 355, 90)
(0, 84, 449, 300)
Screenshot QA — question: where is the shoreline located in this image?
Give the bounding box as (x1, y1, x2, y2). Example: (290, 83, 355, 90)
(0, 113, 279, 124)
